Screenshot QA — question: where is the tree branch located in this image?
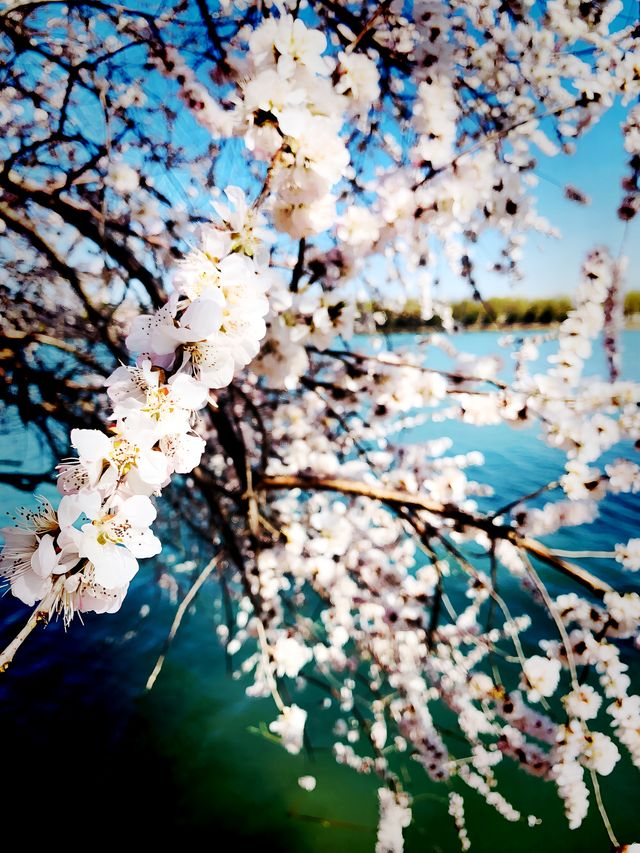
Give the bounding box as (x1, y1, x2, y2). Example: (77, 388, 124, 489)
(258, 474, 613, 597)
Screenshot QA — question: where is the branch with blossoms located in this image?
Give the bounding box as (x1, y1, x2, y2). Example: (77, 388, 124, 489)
(3, 223, 638, 847)
(1, 186, 270, 641)
(1, 4, 640, 852)
(256, 472, 614, 596)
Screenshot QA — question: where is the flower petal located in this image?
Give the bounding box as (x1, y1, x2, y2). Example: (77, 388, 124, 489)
(121, 527, 162, 559)
(91, 543, 139, 588)
(30, 534, 58, 578)
(71, 429, 112, 462)
(11, 569, 52, 606)
(117, 495, 157, 528)
(58, 491, 102, 528)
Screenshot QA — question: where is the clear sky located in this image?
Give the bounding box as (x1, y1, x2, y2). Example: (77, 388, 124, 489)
(436, 102, 640, 301)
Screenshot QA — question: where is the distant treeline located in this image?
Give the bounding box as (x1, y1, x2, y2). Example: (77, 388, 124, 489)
(366, 292, 640, 330)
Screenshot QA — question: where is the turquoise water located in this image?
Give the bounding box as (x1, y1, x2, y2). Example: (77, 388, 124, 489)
(0, 331, 638, 850)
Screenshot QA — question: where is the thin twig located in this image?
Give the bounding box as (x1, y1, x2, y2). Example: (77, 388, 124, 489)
(590, 769, 619, 849)
(254, 616, 286, 713)
(492, 480, 560, 518)
(549, 549, 616, 559)
(311, 347, 508, 389)
(145, 554, 221, 690)
(345, 0, 391, 53)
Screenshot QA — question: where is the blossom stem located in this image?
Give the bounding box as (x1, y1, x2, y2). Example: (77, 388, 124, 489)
(590, 769, 619, 848)
(254, 615, 286, 714)
(0, 576, 65, 671)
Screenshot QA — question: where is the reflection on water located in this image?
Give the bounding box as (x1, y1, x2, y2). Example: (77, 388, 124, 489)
(0, 331, 638, 851)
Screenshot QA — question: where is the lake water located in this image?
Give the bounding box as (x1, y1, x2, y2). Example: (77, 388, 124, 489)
(0, 331, 638, 851)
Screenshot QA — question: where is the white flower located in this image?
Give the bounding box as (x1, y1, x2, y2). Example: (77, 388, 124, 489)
(603, 591, 640, 638)
(522, 655, 562, 702)
(183, 340, 235, 388)
(71, 581, 129, 616)
(212, 186, 271, 260)
(254, 318, 309, 389)
(269, 704, 307, 754)
(376, 788, 412, 853)
(560, 461, 602, 501)
(615, 539, 640, 572)
(563, 685, 602, 720)
(57, 429, 112, 494)
(582, 731, 620, 776)
(173, 227, 232, 299)
(448, 792, 470, 852)
(145, 238, 269, 382)
(289, 115, 349, 185)
(606, 460, 640, 493)
(337, 205, 380, 249)
(242, 68, 306, 140)
(105, 359, 158, 406)
(105, 159, 139, 194)
(413, 78, 458, 169)
(298, 775, 316, 791)
(126, 295, 223, 361)
(4, 533, 61, 606)
(113, 373, 208, 441)
(250, 15, 328, 78)
(59, 492, 160, 590)
(0, 526, 41, 580)
(336, 52, 380, 106)
(0, 500, 78, 606)
(272, 636, 313, 678)
(57, 428, 171, 496)
(272, 181, 337, 238)
(158, 431, 206, 475)
(371, 719, 387, 750)
(9, 560, 54, 606)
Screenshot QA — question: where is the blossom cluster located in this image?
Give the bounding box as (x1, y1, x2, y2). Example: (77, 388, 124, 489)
(1, 188, 270, 622)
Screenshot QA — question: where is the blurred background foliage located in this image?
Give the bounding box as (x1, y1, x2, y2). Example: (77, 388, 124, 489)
(367, 291, 640, 330)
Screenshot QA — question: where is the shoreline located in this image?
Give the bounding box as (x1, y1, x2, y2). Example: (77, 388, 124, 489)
(358, 321, 640, 334)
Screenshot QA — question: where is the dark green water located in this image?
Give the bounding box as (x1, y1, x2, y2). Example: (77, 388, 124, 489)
(1, 331, 638, 850)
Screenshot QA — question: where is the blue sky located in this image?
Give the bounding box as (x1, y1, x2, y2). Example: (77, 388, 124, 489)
(437, 101, 640, 301)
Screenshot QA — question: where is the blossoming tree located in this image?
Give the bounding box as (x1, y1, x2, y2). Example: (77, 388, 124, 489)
(0, 1, 639, 850)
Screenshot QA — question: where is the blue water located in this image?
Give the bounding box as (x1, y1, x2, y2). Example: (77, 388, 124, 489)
(0, 331, 638, 850)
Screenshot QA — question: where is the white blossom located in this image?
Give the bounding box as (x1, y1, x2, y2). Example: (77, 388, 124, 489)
(376, 788, 412, 853)
(522, 655, 562, 702)
(615, 539, 640, 572)
(269, 704, 307, 754)
(298, 775, 316, 791)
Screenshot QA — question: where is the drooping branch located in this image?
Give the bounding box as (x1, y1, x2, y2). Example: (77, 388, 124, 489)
(258, 474, 613, 597)
(145, 553, 221, 690)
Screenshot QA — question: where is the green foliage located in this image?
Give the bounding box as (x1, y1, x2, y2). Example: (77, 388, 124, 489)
(625, 291, 640, 315)
(370, 292, 640, 330)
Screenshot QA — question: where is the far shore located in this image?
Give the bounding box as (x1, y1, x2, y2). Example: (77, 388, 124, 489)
(360, 320, 640, 334)
(357, 294, 640, 336)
